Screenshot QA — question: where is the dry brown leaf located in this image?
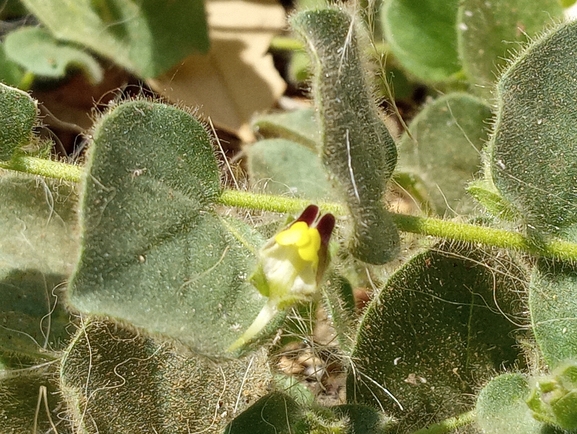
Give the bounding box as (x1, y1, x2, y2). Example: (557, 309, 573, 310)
(148, 0, 287, 142)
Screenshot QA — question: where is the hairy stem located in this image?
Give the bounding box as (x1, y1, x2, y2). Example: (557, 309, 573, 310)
(220, 190, 577, 261)
(0, 155, 82, 182)
(3, 156, 577, 261)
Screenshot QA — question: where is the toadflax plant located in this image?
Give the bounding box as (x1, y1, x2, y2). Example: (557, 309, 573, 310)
(3, 2, 577, 433)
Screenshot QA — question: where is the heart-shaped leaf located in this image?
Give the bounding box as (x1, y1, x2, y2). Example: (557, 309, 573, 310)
(68, 100, 270, 358)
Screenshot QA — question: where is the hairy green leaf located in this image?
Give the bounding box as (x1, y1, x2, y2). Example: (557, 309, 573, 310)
(226, 392, 391, 434)
(488, 20, 577, 236)
(0, 174, 77, 365)
(467, 178, 519, 221)
(457, 0, 563, 97)
(0, 83, 36, 160)
(476, 373, 545, 434)
(322, 273, 357, 355)
(68, 100, 269, 358)
(530, 259, 577, 367)
(291, 8, 399, 264)
(527, 361, 577, 430)
(246, 138, 333, 200)
(60, 318, 271, 434)
(348, 243, 528, 430)
(0, 363, 72, 433)
(331, 404, 393, 433)
(252, 109, 320, 150)
(398, 93, 491, 215)
(224, 392, 303, 434)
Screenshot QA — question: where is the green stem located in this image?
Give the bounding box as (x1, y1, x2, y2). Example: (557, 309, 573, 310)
(4, 157, 577, 261)
(410, 410, 476, 434)
(269, 35, 305, 51)
(0, 155, 82, 182)
(18, 71, 35, 92)
(219, 190, 577, 261)
(218, 189, 345, 216)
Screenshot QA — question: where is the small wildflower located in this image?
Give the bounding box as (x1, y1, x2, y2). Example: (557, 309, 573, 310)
(228, 205, 335, 352)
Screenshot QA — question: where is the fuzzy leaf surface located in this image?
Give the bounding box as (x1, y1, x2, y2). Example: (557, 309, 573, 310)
(530, 259, 577, 367)
(0, 83, 36, 160)
(291, 8, 399, 264)
(467, 178, 519, 221)
(457, 0, 563, 97)
(68, 100, 268, 358)
(489, 20, 577, 236)
(225, 393, 391, 433)
(246, 138, 333, 200)
(476, 373, 548, 434)
(348, 243, 527, 430)
(60, 318, 271, 434)
(0, 363, 72, 433)
(0, 174, 77, 365)
(322, 273, 357, 355)
(331, 404, 393, 433)
(20, 0, 208, 78)
(398, 93, 491, 215)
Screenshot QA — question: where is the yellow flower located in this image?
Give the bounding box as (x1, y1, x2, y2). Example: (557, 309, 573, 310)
(254, 205, 334, 306)
(228, 205, 335, 352)
(276, 221, 321, 265)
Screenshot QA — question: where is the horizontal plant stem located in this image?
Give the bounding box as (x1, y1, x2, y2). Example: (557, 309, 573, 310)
(3, 157, 577, 261)
(219, 190, 577, 261)
(269, 35, 305, 51)
(393, 213, 577, 260)
(218, 189, 346, 216)
(0, 155, 82, 182)
(410, 410, 476, 434)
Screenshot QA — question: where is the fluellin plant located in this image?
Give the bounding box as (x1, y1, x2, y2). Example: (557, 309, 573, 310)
(3, 2, 577, 434)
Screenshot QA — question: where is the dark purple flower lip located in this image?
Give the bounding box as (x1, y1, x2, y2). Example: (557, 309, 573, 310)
(295, 204, 321, 225)
(294, 204, 335, 248)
